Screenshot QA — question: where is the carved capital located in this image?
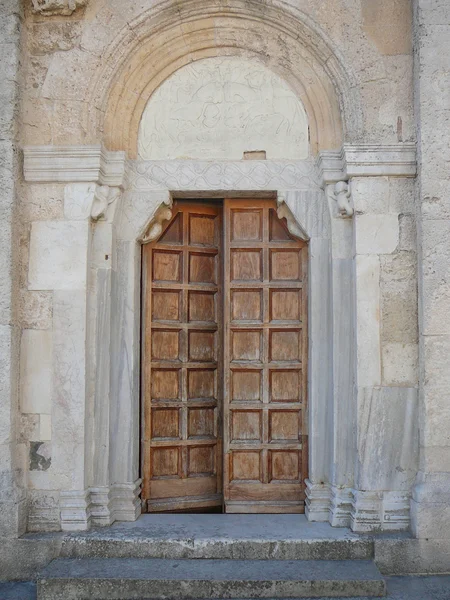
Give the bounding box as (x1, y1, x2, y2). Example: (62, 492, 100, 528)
(333, 181, 353, 218)
(31, 0, 88, 16)
(91, 185, 120, 221)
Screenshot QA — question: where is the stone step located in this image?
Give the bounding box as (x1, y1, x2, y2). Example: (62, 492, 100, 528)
(60, 534, 373, 561)
(37, 558, 386, 599)
(58, 515, 373, 561)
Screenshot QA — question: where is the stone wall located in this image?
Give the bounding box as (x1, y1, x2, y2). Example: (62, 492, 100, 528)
(0, 0, 26, 540)
(411, 0, 450, 540)
(0, 0, 434, 542)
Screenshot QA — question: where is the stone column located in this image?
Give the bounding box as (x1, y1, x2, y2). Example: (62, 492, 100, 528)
(411, 0, 450, 539)
(0, 0, 26, 539)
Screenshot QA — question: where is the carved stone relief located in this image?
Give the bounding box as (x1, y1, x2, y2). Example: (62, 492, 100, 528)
(126, 160, 321, 192)
(31, 0, 88, 16)
(138, 57, 309, 161)
(91, 185, 121, 221)
(333, 181, 354, 218)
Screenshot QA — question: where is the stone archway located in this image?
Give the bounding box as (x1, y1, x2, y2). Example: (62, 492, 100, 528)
(85, 0, 361, 156)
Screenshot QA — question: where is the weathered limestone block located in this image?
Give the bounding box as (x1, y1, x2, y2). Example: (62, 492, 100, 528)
(420, 220, 450, 336)
(380, 252, 418, 345)
(20, 329, 52, 415)
(389, 178, 415, 214)
(355, 214, 399, 254)
(382, 343, 418, 387)
(355, 255, 381, 387)
(29, 22, 82, 54)
(27, 490, 60, 532)
(51, 290, 86, 492)
(357, 386, 419, 491)
(352, 177, 389, 214)
(28, 221, 89, 291)
(398, 214, 416, 251)
(31, 0, 87, 16)
(64, 183, 95, 220)
(21, 184, 64, 222)
(19, 290, 53, 330)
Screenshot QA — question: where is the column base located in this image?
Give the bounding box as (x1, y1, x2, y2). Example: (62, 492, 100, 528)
(351, 490, 410, 532)
(110, 479, 142, 522)
(60, 490, 92, 532)
(329, 485, 353, 527)
(305, 479, 331, 522)
(305, 480, 410, 532)
(90, 487, 113, 527)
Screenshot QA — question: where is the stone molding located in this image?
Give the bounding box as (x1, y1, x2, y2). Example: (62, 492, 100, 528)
(23, 146, 126, 186)
(306, 481, 410, 532)
(317, 143, 417, 185)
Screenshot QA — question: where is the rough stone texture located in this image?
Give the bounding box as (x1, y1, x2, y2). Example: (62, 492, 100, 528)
(20, 329, 52, 415)
(0, 0, 25, 541)
(31, 0, 88, 17)
(1, 0, 447, 577)
(411, 0, 450, 539)
(138, 57, 309, 161)
(28, 221, 89, 291)
(37, 558, 386, 599)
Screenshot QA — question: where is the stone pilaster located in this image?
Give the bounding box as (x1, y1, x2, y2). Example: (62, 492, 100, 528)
(411, 0, 450, 539)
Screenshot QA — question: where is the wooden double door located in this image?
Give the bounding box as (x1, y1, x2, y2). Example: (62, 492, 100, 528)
(142, 199, 308, 513)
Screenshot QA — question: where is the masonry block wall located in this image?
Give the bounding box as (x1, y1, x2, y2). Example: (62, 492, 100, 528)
(0, 0, 450, 576)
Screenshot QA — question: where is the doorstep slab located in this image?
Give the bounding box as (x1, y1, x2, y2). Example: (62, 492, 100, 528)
(59, 514, 373, 560)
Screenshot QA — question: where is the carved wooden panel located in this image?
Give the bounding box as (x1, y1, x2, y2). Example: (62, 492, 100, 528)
(223, 199, 308, 514)
(142, 201, 222, 512)
(143, 198, 308, 514)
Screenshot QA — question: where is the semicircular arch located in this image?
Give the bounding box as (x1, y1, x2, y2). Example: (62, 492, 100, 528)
(85, 0, 362, 157)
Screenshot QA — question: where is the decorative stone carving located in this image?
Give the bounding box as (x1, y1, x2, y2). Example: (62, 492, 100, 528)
(138, 57, 309, 161)
(142, 199, 174, 244)
(334, 181, 354, 217)
(31, 0, 88, 16)
(276, 193, 309, 241)
(91, 185, 120, 221)
(127, 160, 321, 192)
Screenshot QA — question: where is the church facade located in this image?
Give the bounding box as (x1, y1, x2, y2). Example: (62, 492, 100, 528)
(1, 0, 450, 577)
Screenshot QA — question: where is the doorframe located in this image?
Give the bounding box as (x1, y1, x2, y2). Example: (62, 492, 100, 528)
(107, 159, 355, 524)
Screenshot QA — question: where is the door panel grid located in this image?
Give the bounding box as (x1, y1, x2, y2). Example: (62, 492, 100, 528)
(142, 202, 223, 513)
(223, 199, 307, 514)
(142, 198, 307, 513)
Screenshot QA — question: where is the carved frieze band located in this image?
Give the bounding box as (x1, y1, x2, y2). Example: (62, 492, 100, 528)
(126, 160, 322, 192)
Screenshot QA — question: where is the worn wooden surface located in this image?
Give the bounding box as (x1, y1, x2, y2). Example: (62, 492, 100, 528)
(142, 202, 223, 512)
(223, 199, 308, 513)
(142, 199, 307, 513)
